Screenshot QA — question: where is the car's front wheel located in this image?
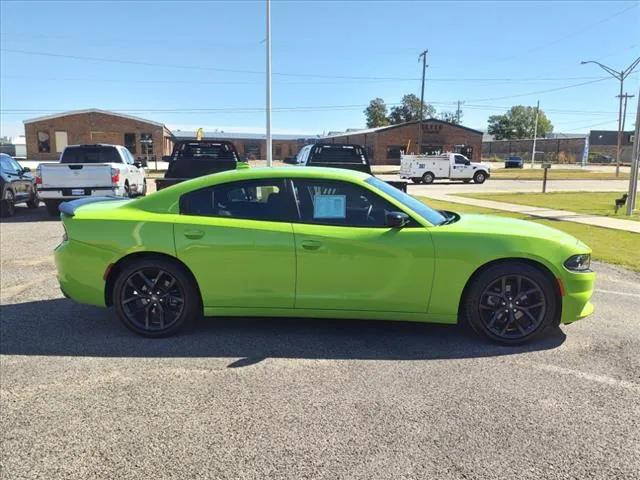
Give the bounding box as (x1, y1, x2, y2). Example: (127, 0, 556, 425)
(113, 257, 201, 337)
(473, 171, 487, 184)
(462, 262, 558, 345)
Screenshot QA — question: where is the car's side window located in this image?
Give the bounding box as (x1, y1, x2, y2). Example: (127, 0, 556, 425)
(454, 155, 467, 165)
(291, 179, 399, 227)
(180, 179, 296, 222)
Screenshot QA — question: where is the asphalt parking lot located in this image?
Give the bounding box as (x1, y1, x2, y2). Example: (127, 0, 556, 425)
(1, 205, 640, 480)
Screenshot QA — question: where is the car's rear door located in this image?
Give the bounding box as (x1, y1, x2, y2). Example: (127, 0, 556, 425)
(174, 178, 297, 309)
(290, 178, 434, 313)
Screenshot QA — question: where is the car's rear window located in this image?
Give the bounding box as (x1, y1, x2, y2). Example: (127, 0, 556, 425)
(175, 142, 238, 161)
(308, 145, 367, 165)
(61, 146, 121, 164)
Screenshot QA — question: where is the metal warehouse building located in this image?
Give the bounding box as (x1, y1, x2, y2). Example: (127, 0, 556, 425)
(322, 119, 483, 165)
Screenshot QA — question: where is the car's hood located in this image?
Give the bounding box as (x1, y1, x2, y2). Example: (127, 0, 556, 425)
(444, 213, 587, 249)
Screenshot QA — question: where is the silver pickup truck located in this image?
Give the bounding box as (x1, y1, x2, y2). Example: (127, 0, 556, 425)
(36, 144, 146, 216)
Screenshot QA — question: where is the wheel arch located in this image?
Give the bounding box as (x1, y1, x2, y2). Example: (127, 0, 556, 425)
(104, 251, 203, 309)
(457, 257, 562, 323)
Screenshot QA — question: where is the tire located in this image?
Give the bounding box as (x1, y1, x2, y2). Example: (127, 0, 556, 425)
(139, 179, 147, 197)
(421, 172, 435, 184)
(45, 200, 61, 217)
(1, 189, 16, 217)
(473, 171, 487, 184)
(411, 177, 423, 184)
(462, 262, 558, 345)
(113, 257, 201, 337)
(124, 181, 131, 198)
(26, 190, 40, 209)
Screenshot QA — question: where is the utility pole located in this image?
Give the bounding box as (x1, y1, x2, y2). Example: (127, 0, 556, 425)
(417, 49, 428, 154)
(531, 100, 539, 168)
(627, 89, 639, 216)
(265, 0, 273, 166)
(619, 92, 635, 134)
(455, 100, 464, 124)
(581, 57, 640, 177)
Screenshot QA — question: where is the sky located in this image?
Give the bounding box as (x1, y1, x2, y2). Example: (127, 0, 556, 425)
(1, 0, 639, 138)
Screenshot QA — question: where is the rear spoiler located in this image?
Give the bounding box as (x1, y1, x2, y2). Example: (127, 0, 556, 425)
(59, 196, 126, 217)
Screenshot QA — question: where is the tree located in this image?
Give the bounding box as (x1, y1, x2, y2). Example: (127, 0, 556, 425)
(364, 98, 390, 128)
(438, 111, 462, 125)
(388, 94, 436, 125)
(487, 105, 553, 140)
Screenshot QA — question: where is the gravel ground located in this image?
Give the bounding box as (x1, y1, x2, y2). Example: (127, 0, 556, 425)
(1, 205, 639, 480)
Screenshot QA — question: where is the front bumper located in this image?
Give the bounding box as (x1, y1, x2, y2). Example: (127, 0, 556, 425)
(559, 269, 596, 324)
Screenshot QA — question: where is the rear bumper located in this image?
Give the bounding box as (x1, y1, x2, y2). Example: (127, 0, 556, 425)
(38, 186, 124, 199)
(559, 269, 596, 324)
(54, 239, 112, 307)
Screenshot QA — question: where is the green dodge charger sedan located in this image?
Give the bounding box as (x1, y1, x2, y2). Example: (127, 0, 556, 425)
(54, 167, 595, 344)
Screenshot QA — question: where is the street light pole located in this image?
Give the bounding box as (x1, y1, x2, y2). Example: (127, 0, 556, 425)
(265, 0, 272, 167)
(581, 57, 640, 177)
(627, 89, 640, 216)
(531, 100, 539, 168)
(417, 49, 428, 154)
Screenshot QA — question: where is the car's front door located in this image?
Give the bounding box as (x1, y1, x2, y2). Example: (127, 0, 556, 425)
(174, 178, 297, 309)
(450, 154, 472, 179)
(290, 178, 435, 313)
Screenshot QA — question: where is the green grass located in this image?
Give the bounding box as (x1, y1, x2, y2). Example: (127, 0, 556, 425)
(419, 196, 640, 272)
(458, 191, 639, 222)
(490, 168, 629, 180)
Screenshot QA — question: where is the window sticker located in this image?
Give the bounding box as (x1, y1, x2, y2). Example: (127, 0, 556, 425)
(314, 194, 346, 219)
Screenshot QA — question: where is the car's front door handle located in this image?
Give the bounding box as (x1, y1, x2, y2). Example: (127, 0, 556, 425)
(184, 229, 204, 240)
(301, 240, 322, 250)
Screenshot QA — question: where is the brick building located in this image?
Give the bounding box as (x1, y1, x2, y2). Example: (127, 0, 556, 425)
(172, 130, 321, 161)
(23, 109, 174, 162)
(321, 119, 483, 165)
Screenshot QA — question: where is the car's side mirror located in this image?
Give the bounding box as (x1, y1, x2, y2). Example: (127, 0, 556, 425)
(162, 155, 172, 162)
(133, 161, 143, 168)
(21, 166, 31, 173)
(386, 211, 410, 228)
(465, 160, 471, 165)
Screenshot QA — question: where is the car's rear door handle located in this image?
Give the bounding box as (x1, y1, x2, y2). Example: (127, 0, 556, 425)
(301, 240, 322, 250)
(184, 229, 204, 239)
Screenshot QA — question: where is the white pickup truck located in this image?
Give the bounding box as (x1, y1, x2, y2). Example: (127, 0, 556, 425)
(400, 152, 491, 184)
(36, 144, 146, 215)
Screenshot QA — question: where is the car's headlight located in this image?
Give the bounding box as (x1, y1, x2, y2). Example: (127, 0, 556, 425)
(564, 254, 591, 272)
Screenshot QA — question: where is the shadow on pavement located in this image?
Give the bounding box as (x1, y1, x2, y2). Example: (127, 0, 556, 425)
(0, 298, 566, 365)
(0, 205, 59, 223)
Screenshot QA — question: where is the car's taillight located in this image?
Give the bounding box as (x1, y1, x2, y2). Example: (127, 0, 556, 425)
(111, 167, 120, 184)
(35, 165, 42, 185)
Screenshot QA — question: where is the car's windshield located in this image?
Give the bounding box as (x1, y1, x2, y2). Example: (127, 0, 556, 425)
(365, 176, 447, 226)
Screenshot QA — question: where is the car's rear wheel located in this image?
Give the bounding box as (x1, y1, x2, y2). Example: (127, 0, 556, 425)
(463, 262, 558, 345)
(1, 189, 16, 217)
(113, 257, 200, 337)
(26, 190, 40, 209)
(422, 172, 435, 184)
(473, 171, 487, 184)
(45, 200, 61, 217)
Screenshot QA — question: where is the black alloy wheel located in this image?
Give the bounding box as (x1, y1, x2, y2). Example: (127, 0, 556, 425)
(478, 274, 546, 340)
(113, 258, 200, 337)
(463, 262, 557, 345)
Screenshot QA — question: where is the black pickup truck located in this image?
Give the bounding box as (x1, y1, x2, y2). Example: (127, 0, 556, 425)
(156, 140, 245, 191)
(303, 143, 407, 192)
